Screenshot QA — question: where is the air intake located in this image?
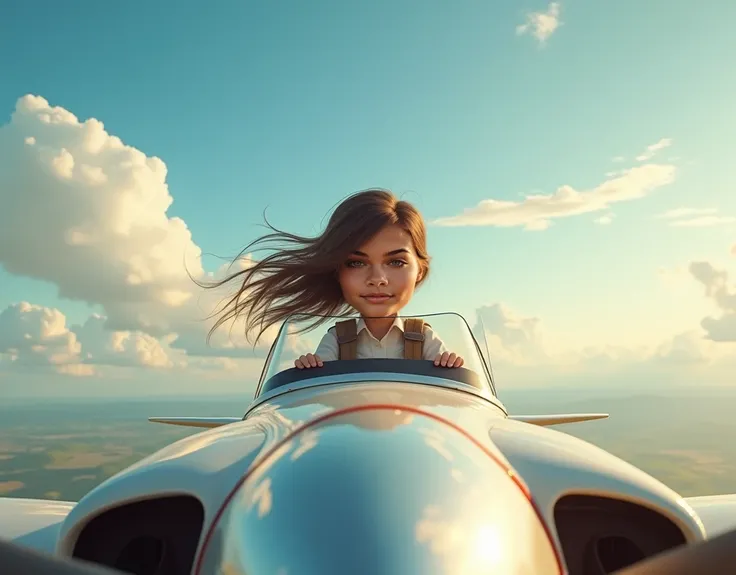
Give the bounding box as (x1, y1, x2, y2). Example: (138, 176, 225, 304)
(588, 535, 646, 573)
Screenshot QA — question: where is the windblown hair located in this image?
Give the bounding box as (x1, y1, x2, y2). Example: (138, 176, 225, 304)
(202, 188, 431, 345)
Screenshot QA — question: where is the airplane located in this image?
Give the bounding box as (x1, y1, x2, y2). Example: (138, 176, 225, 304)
(1, 311, 736, 574)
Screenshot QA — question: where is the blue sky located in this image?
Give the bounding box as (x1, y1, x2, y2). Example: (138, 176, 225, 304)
(1, 0, 736, 397)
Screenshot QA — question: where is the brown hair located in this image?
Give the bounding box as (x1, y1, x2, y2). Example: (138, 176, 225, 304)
(202, 188, 431, 345)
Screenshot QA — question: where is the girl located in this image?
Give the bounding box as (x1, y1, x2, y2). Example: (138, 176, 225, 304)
(205, 189, 464, 370)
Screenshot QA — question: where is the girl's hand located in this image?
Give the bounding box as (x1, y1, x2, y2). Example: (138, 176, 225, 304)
(295, 353, 323, 369)
(434, 352, 464, 368)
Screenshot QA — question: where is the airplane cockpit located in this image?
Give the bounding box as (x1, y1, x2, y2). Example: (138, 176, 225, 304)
(252, 312, 498, 403)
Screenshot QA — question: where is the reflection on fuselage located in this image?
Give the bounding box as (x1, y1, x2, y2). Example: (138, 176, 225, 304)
(201, 404, 562, 575)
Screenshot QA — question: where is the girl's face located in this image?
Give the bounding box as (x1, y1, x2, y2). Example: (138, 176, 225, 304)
(337, 224, 424, 318)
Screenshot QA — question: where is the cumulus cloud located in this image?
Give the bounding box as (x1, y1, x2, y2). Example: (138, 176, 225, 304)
(0, 301, 192, 376)
(468, 299, 736, 389)
(0, 299, 266, 379)
(636, 138, 672, 162)
(471, 302, 650, 374)
(516, 2, 562, 44)
(0, 95, 285, 374)
(655, 207, 736, 228)
(73, 314, 180, 369)
(0, 302, 94, 376)
(653, 330, 713, 365)
(431, 162, 677, 230)
(472, 303, 549, 367)
(689, 261, 736, 342)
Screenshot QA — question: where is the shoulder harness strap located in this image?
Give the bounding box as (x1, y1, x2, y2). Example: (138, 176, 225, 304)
(403, 318, 426, 360)
(335, 319, 358, 360)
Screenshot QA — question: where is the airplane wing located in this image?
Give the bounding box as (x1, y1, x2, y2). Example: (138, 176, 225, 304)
(684, 494, 736, 537)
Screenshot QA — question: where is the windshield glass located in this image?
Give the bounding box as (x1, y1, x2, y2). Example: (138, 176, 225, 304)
(256, 312, 496, 398)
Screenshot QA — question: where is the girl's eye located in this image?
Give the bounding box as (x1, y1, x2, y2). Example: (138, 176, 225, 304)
(345, 259, 406, 268)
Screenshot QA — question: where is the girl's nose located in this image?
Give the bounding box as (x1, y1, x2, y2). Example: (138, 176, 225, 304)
(366, 267, 388, 286)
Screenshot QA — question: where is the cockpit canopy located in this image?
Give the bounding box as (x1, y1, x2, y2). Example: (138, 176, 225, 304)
(254, 312, 496, 400)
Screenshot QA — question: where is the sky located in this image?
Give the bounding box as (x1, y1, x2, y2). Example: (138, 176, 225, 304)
(1, 0, 736, 399)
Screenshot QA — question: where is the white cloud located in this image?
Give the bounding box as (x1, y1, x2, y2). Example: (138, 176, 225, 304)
(689, 260, 736, 342)
(653, 330, 713, 365)
(72, 314, 180, 369)
(516, 2, 562, 44)
(0, 300, 266, 381)
(636, 138, 672, 162)
(655, 208, 736, 228)
(0, 95, 281, 370)
(471, 302, 648, 374)
(468, 299, 736, 388)
(472, 303, 549, 367)
(594, 213, 614, 225)
(0, 301, 189, 376)
(0, 302, 94, 376)
(431, 162, 676, 230)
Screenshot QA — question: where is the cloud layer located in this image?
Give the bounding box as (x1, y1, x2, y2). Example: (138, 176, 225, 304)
(0, 95, 286, 376)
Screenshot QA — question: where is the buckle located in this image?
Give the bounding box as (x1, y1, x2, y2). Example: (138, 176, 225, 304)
(404, 332, 425, 342)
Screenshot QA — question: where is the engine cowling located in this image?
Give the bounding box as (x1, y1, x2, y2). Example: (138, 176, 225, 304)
(194, 404, 564, 574)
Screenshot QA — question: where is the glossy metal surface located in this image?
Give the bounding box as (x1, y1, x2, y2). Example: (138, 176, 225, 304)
(489, 418, 707, 545)
(0, 498, 75, 553)
(685, 494, 736, 537)
(245, 380, 507, 435)
(196, 405, 563, 575)
(248, 370, 502, 416)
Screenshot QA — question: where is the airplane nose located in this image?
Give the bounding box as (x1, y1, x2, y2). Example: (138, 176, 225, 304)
(196, 406, 563, 575)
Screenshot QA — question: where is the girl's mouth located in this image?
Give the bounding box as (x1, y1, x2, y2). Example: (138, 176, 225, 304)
(361, 294, 392, 304)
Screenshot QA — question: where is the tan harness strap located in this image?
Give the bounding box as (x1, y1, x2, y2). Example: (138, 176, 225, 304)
(403, 318, 425, 360)
(335, 319, 358, 360)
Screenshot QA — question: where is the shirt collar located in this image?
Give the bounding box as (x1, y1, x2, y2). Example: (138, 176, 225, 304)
(355, 316, 405, 339)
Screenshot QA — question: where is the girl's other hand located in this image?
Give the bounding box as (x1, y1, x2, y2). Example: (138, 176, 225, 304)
(434, 352, 464, 368)
(295, 353, 323, 369)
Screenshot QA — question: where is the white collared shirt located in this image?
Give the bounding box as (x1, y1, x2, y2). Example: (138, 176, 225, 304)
(314, 316, 446, 361)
